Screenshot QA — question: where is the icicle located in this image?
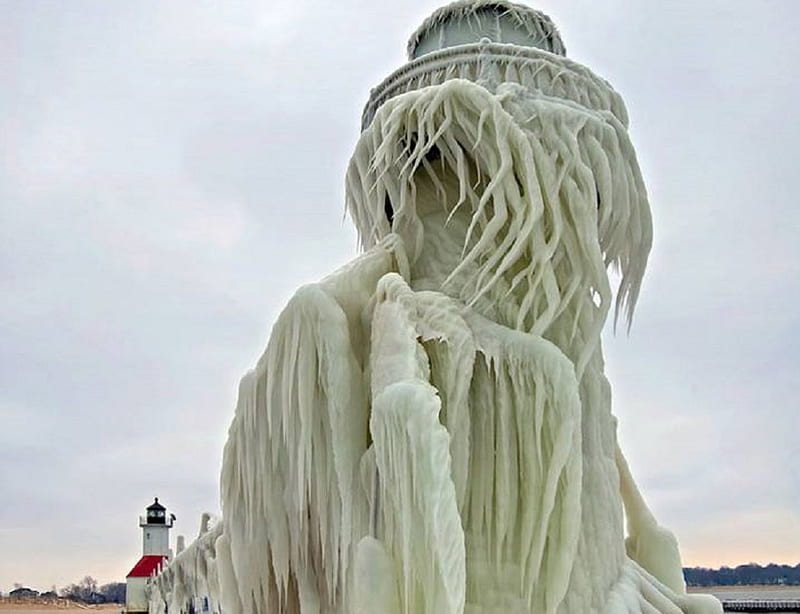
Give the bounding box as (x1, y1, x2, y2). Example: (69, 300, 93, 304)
(348, 77, 651, 372)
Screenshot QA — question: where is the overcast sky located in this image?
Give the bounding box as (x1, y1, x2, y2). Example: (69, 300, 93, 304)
(2, 0, 798, 591)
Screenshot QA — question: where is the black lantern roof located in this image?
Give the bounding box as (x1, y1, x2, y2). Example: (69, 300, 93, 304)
(146, 497, 166, 512)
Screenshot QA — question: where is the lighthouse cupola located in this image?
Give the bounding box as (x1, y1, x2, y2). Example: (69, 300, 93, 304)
(139, 497, 174, 556)
(146, 497, 166, 524)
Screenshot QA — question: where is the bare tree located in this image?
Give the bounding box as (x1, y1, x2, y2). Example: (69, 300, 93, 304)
(61, 576, 103, 604)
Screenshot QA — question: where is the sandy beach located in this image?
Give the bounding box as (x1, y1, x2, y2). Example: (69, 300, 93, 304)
(0, 603, 121, 614)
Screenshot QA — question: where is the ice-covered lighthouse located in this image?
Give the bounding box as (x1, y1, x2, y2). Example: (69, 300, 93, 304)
(145, 1, 723, 613)
(126, 498, 174, 614)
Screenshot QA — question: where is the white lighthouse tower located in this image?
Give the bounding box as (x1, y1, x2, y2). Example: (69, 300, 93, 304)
(140, 497, 174, 555)
(126, 498, 175, 614)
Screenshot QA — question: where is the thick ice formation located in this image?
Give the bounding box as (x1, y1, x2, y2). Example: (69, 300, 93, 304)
(148, 2, 722, 613)
(149, 516, 223, 614)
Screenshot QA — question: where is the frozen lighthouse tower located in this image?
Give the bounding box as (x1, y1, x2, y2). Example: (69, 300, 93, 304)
(127, 498, 174, 613)
(147, 2, 723, 613)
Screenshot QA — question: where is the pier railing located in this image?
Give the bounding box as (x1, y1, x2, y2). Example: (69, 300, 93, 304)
(722, 599, 800, 612)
